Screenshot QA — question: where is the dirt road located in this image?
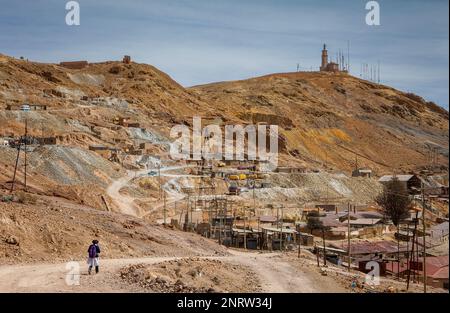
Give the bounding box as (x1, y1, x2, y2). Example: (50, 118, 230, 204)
(0, 250, 346, 293)
(106, 171, 143, 216)
(106, 165, 193, 218)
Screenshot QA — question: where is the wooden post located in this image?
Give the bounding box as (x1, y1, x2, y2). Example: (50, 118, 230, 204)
(422, 182, 427, 293)
(10, 142, 21, 193)
(24, 119, 27, 191)
(158, 163, 161, 200)
(163, 192, 167, 226)
(397, 223, 401, 281)
(101, 195, 110, 212)
(281, 206, 284, 251)
(243, 206, 247, 250)
(322, 229, 327, 266)
(315, 244, 320, 267)
(347, 203, 351, 272)
(406, 210, 419, 290)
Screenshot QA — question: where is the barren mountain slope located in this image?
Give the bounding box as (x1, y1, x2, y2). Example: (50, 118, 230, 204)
(190, 72, 449, 173)
(1, 54, 448, 189)
(0, 193, 227, 265)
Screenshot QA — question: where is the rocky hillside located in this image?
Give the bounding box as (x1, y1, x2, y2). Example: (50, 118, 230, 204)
(191, 72, 449, 173)
(1, 54, 448, 176)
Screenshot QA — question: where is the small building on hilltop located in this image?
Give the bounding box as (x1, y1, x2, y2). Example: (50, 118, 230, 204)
(123, 55, 131, 64)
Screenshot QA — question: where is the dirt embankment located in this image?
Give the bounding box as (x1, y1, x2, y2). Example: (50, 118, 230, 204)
(119, 258, 260, 293)
(0, 192, 227, 265)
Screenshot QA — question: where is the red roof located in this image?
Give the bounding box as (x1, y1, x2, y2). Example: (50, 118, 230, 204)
(386, 256, 449, 278)
(331, 240, 406, 255)
(431, 267, 449, 279)
(425, 256, 449, 277)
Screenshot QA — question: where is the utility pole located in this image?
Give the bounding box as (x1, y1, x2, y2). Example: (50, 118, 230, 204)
(281, 206, 284, 251)
(218, 201, 222, 246)
(10, 138, 21, 193)
(243, 206, 247, 250)
(252, 175, 257, 250)
(298, 230, 302, 258)
(315, 243, 320, 267)
(422, 182, 427, 293)
(158, 163, 162, 200)
(24, 119, 27, 191)
(347, 202, 351, 272)
(407, 210, 419, 290)
(276, 206, 280, 250)
(163, 192, 167, 226)
(322, 228, 327, 266)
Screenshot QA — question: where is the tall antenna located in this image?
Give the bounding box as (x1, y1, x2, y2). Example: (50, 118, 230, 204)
(347, 40, 350, 73)
(378, 60, 381, 83)
(338, 51, 341, 70)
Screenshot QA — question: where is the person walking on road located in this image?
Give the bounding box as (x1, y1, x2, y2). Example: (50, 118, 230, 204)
(87, 240, 101, 275)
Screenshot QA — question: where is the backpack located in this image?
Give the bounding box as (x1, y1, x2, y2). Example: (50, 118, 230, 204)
(88, 244, 97, 258)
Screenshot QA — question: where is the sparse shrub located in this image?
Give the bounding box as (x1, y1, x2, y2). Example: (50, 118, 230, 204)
(109, 65, 123, 74)
(15, 191, 37, 205)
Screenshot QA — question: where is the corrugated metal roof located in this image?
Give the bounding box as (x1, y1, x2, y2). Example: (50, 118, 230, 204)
(349, 218, 382, 226)
(259, 216, 277, 223)
(331, 240, 406, 255)
(379, 175, 415, 182)
(261, 227, 297, 234)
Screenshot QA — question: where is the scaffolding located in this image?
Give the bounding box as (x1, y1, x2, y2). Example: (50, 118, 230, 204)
(209, 197, 234, 246)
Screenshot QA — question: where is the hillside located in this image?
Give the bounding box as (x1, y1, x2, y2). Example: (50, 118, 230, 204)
(0, 54, 448, 209)
(0, 54, 448, 293)
(190, 71, 449, 174)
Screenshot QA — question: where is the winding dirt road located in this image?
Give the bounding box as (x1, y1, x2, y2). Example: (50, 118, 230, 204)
(0, 250, 346, 293)
(106, 165, 194, 218)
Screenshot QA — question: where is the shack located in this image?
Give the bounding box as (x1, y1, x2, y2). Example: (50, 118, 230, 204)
(379, 174, 422, 194)
(231, 228, 262, 250)
(261, 227, 298, 250)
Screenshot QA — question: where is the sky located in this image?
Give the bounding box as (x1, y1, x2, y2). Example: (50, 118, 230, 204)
(0, 0, 448, 108)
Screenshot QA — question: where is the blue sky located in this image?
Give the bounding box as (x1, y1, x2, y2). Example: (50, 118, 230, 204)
(0, 0, 448, 108)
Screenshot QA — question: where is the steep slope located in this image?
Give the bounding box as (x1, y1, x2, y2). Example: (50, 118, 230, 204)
(190, 72, 449, 174)
(1, 54, 448, 178)
(0, 54, 216, 141)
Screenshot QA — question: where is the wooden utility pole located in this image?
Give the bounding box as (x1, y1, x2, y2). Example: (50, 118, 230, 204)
(24, 119, 27, 191)
(243, 206, 247, 250)
(280, 206, 284, 251)
(422, 182, 427, 293)
(347, 203, 351, 272)
(218, 204, 222, 246)
(407, 210, 419, 290)
(163, 192, 167, 226)
(397, 226, 401, 281)
(10, 139, 21, 193)
(158, 163, 162, 200)
(101, 195, 111, 212)
(322, 229, 327, 266)
(315, 244, 320, 267)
